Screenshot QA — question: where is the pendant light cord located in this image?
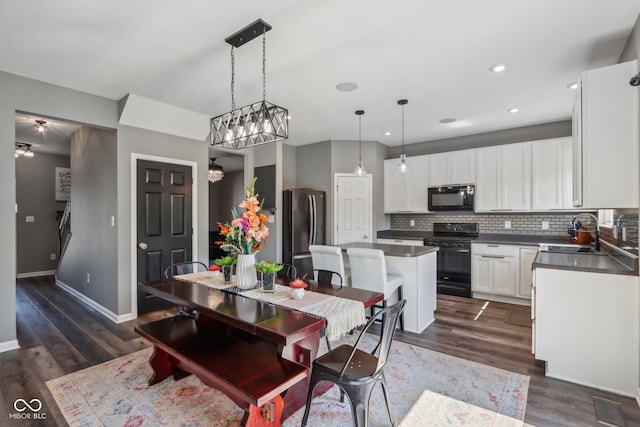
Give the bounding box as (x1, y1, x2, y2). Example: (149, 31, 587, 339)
(230, 46, 236, 111)
(262, 28, 267, 102)
(359, 113, 362, 162)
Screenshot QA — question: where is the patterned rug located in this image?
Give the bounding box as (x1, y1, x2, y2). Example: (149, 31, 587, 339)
(47, 334, 529, 426)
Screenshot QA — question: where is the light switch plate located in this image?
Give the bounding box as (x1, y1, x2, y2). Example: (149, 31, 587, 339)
(26, 216, 35, 223)
(410, 220, 415, 227)
(504, 220, 511, 229)
(542, 221, 549, 230)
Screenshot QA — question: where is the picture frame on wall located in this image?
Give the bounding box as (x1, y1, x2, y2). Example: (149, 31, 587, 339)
(56, 167, 71, 201)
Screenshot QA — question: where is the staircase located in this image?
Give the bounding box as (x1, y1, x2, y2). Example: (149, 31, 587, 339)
(56, 200, 71, 276)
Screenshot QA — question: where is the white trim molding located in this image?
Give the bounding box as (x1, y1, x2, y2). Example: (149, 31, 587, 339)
(56, 279, 135, 324)
(0, 340, 20, 353)
(16, 270, 55, 279)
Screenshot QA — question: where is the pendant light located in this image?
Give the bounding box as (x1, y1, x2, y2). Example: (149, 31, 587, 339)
(208, 158, 224, 183)
(396, 99, 409, 173)
(210, 19, 289, 149)
(354, 110, 366, 176)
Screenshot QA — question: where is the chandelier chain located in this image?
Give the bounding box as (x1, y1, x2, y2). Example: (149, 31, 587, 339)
(262, 28, 267, 101)
(231, 46, 236, 110)
(401, 103, 405, 153)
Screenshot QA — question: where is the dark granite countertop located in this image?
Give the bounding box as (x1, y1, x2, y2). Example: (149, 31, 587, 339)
(337, 242, 438, 258)
(533, 251, 637, 276)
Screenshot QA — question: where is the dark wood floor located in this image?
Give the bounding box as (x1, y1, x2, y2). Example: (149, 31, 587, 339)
(2, 275, 639, 426)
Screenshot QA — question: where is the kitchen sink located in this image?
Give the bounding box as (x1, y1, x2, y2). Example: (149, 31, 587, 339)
(541, 244, 604, 255)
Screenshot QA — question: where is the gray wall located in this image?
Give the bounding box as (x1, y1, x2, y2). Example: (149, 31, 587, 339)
(16, 152, 70, 274)
(0, 70, 118, 347)
(620, 13, 640, 62)
(57, 127, 118, 310)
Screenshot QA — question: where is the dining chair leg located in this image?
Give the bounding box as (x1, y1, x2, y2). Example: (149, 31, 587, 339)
(380, 372, 397, 426)
(301, 376, 319, 427)
(397, 286, 404, 331)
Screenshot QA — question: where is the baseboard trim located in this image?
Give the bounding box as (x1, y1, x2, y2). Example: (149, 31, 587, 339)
(17, 270, 56, 279)
(0, 340, 20, 353)
(471, 292, 531, 307)
(55, 280, 134, 324)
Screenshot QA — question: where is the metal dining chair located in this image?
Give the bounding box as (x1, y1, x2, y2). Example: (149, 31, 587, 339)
(163, 261, 208, 279)
(277, 263, 298, 281)
(302, 269, 343, 289)
(301, 299, 407, 427)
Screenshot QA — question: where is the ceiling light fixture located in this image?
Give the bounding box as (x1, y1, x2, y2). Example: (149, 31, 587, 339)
(490, 64, 507, 73)
(210, 19, 288, 149)
(15, 142, 34, 159)
(567, 82, 578, 90)
(208, 158, 224, 183)
(507, 107, 519, 113)
(35, 119, 48, 133)
(354, 110, 366, 176)
(397, 99, 409, 173)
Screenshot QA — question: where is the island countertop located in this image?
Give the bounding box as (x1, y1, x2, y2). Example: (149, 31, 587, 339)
(337, 242, 438, 257)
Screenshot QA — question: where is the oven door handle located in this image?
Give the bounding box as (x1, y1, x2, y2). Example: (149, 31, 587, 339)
(455, 249, 470, 253)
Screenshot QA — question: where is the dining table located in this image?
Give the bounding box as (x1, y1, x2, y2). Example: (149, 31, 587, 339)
(135, 272, 383, 426)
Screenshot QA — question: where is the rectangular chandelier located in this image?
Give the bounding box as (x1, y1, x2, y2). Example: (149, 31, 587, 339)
(210, 19, 288, 149)
(210, 100, 288, 149)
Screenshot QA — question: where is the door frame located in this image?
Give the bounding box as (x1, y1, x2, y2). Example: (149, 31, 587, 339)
(130, 153, 198, 317)
(333, 173, 373, 244)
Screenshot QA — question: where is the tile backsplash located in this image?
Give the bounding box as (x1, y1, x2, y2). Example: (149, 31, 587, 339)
(390, 212, 584, 235)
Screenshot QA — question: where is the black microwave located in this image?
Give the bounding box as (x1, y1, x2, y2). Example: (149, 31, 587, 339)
(428, 185, 475, 211)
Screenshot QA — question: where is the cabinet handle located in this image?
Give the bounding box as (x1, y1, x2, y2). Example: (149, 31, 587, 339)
(487, 244, 499, 247)
(481, 255, 506, 259)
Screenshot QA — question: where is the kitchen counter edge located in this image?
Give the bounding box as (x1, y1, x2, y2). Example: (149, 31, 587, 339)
(338, 242, 438, 258)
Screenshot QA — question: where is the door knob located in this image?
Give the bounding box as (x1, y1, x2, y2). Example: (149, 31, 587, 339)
(138, 242, 148, 250)
(363, 235, 368, 239)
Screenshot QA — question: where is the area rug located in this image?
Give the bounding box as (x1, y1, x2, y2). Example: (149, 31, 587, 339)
(504, 309, 532, 328)
(47, 334, 529, 426)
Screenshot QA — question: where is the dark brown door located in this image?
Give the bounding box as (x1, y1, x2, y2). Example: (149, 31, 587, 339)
(136, 159, 192, 314)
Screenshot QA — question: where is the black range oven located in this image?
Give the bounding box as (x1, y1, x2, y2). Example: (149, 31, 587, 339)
(424, 222, 479, 298)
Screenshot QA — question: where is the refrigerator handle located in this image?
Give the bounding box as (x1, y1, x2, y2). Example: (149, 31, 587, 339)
(311, 194, 317, 245)
(308, 195, 314, 247)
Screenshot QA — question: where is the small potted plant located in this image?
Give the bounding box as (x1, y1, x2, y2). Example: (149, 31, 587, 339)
(214, 256, 237, 284)
(289, 278, 308, 300)
(255, 261, 284, 292)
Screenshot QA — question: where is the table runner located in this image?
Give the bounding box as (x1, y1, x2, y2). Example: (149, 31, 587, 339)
(174, 271, 366, 341)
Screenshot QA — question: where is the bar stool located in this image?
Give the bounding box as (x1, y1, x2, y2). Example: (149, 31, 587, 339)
(309, 245, 349, 286)
(346, 248, 404, 331)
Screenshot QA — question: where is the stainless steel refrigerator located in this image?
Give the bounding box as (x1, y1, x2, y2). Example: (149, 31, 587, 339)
(283, 189, 326, 276)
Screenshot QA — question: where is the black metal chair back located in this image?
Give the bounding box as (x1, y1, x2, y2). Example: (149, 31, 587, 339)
(277, 263, 297, 281)
(163, 261, 208, 279)
(301, 299, 406, 427)
(302, 269, 343, 288)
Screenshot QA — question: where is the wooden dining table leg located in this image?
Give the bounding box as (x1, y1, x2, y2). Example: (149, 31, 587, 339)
(243, 395, 284, 427)
(147, 346, 175, 386)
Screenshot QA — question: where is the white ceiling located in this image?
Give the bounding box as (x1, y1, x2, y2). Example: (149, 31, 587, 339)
(4, 1, 640, 153)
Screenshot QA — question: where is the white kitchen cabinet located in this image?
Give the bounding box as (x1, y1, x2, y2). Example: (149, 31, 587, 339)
(531, 137, 574, 210)
(573, 60, 639, 209)
(475, 143, 531, 211)
(471, 243, 518, 296)
(376, 238, 423, 247)
(427, 149, 476, 186)
(518, 247, 538, 298)
(533, 267, 639, 396)
(383, 156, 428, 212)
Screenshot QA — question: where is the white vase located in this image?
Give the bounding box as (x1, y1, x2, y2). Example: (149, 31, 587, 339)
(291, 288, 305, 300)
(235, 254, 257, 289)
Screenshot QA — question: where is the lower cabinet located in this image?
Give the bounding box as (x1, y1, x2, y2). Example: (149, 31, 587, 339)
(471, 243, 538, 302)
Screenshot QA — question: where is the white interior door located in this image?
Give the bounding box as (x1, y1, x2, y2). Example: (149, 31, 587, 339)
(334, 174, 372, 244)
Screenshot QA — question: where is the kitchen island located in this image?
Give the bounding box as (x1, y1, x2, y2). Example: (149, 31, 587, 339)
(338, 242, 439, 333)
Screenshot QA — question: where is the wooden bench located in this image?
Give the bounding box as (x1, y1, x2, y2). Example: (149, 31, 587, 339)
(135, 315, 309, 427)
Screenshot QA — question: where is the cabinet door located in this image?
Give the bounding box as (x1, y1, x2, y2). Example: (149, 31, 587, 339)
(561, 138, 574, 209)
(531, 139, 564, 210)
(471, 254, 493, 293)
(518, 247, 538, 297)
(572, 82, 583, 207)
(427, 153, 451, 186)
(475, 147, 500, 211)
(384, 159, 404, 212)
(404, 156, 428, 211)
(450, 149, 476, 185)
(492, 257, 518, 296)
(501, 142, 531, 210)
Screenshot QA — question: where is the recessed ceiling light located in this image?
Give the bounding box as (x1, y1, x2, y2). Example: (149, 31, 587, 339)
(336, 82, 358, 92)
(439, 118, 456, 124)
(507, 108, 519, 113)
(383, 131, 391, 136)
(490, 64, 507, 73)
(566, 82, 578, 89)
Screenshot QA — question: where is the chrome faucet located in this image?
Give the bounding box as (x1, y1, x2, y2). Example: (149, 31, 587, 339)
(570, 213, 600, 251)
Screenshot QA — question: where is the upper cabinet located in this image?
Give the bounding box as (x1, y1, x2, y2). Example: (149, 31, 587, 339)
(383, 156, 428, 212)
(475, 142, 531, 211)
(427, 149, 476, 186)
(531, 137, 574, 210)
(573, 60, 639, 209)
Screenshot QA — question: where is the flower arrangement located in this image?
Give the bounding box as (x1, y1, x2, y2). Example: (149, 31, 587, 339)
(254, 260, 284, 274)
(289, 278, 309, 289)
(217, 178, 269, 255)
